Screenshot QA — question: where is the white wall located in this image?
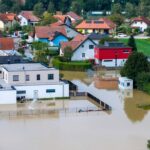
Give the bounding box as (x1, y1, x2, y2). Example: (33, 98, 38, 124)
(0, 90, 16, 104)
(131, 21, 148, 32)
(14, 83, 69, 99)
(101, 59, 127, 67)
(71, 40, 95, 61)
(18, 15, 28, 26)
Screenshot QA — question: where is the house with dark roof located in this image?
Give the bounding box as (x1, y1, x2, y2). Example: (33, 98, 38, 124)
(0, 38, 18, 56)
(34, 26, 68, 46)
(94, 41, 132, 67)
(18, 11, 40, 26)
(0, 13, 18, 31)
(76, 18, 116, 34)
(60, 34, 96, 61)
(131, 16, 150, 32)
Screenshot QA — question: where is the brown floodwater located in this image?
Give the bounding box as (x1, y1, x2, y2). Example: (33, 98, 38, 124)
(0, 70, 150, 150)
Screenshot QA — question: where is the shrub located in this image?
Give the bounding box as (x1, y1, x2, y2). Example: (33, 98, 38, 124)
(52, 56, 92, 71)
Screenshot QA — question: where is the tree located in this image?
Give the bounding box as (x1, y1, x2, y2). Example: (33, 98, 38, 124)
(41, 12, 57, 25)
(47, 1, 55, 14)
(71, 1, 83, 15)
(63, 46, 73, 62)
(33, 2, 45, 17)
(146, 27, 150, 36)
(148, 140, 150, 149)
(120, 52, 149, 87)
(112, 3, 122, 14)
(127, 35, 137, 52)
(125, 2, 137, 18)
(11, 2, 21, 14)
(108, 14, 124, 26)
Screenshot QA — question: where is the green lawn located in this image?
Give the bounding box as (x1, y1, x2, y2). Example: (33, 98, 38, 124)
(119, 39, 150, 56)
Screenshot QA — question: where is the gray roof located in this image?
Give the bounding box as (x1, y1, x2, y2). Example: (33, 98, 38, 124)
(2, 63, 55, 72)
(88, 33, 108, 40)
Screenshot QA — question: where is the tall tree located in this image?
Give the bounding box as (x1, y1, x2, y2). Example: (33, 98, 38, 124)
(33, 2, 45, 17)
(47, 1, 55, 14)
(128, 35, 137, 52)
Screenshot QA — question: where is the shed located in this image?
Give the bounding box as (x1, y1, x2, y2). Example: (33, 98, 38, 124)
(118, 77, 133, 89)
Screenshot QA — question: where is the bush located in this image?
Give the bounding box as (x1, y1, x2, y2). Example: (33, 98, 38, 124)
(52, 56, 92, 71)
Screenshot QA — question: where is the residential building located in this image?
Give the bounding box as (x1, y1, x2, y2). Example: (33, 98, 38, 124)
(0, 13, 18, 31)
(118, 77, 133, 90)
(131, 16, 150, 32)
(66, 11, 82, 23)
(76, 18, 116, 34)
(33, 26, 68, 46)
(18, 11, 40, 26)
(0, 38, 18, 56)
(0, 63, 69, 104)
(94, 42, 132, 67)
(60, 34, 96, 61)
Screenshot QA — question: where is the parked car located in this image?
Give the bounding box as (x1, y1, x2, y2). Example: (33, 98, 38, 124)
(116, 33, 128, 37)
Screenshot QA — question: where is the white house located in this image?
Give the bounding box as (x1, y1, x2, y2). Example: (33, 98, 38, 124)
(118, 77, 133, 90)
(18, 11, 40, 26)
(131, 16, 150, 32)
(60, 34, 96, 61)
(0, 63, 69, 104)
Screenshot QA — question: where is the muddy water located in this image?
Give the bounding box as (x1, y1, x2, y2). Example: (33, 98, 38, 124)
(0, 70, 150, 150)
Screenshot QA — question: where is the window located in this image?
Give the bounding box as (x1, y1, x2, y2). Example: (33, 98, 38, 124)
(127, 82, 130, 87)
(13, 75, 19, 81)
(89, 45, 94, 49)
(26, 75, 30, 81)
(123, 50, 129, 53)
(17, 90, 26, 94)
(82, 53, 85, 58)
(103, 60, 113, 62)
(37, 74, 40, 80)
(0, 71, 2, 74)
(46, 89, 55, 93)
(48, 74, 54, 80)
(81, 44, 84, 47)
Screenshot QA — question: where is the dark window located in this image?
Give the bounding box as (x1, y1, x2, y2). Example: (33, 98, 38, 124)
(123, 50, 129, 53)
(82, 44, 84, 47)
(26, 75, 30, 81)
(17, 90, 26, 94)
(13, 75, 19, 81)
(82, 53, 85, 58)
(89, 45, 94, 49)
(127, 82, 130, 87)
(46, 89, 55, 93)
(37, 74, 40, 80)
(0, 71, 2, 74)
(103, 60, 113, 62)
(48, 74, 54, 80)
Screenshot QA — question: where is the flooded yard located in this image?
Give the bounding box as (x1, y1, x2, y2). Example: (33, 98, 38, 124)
(0, 70, 150, 150)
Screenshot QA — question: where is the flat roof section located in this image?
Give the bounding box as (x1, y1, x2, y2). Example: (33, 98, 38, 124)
(2, 63, 56, 72)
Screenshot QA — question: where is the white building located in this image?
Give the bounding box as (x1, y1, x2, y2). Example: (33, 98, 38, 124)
(60, 34, 96, 61)
(18, 11, 40, 26)
(131, 16, 150, 32)
(118, 77, 133, 90)
(0, 63, 69, 104)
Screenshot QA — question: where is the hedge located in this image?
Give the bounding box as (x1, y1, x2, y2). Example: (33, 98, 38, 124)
(52, 56, 92, 71)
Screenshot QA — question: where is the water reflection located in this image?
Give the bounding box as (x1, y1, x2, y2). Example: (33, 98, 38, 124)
(124, 90, 150, 122)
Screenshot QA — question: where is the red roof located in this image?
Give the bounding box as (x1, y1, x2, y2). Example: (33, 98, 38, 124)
(35, 26, 67, 40)
(53, 15, 67, 23)
(0, 13, 17, 22)
(67, 11, 82, 20)
(61, 34, 88, 52)
(0, 38, 14, 50)
(20, 11, 40, 22)
(132, 16, 150, 25)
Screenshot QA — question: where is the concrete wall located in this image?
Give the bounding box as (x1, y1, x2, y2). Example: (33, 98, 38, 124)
(4, 69, 59, 85)
(14, 83, 69, 99)
(71, 40, 95, 61)
(0, 90, 16, 104)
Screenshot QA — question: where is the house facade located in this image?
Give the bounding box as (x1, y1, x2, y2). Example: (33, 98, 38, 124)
(76, 18, 116, 34)
(131, 16, 150, 32)
(18, 11, 40, 26)
(34, 26, 68, 46)
(0, 38, 18, 56)
(0, 13, 18, 31)
(0, 63, 69, 104)
(94, 42, 132, 67)
(60, 34, 96, 61)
